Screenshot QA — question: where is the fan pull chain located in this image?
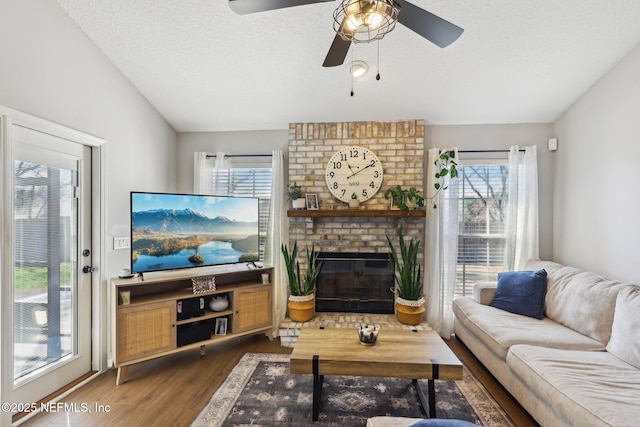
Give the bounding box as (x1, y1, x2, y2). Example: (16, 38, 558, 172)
(350, 45, 355, 96)
(376, 40, 381, 81)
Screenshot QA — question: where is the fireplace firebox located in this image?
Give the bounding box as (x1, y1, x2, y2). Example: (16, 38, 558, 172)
(315, 252, 394, 314)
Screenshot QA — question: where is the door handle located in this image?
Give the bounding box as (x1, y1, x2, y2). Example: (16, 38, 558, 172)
(83, 266, 95, 273)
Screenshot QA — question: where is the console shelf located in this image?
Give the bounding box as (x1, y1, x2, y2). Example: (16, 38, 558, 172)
(112, 265, 273, 385)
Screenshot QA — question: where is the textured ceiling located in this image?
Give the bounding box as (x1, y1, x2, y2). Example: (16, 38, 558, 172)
(56, 0, 640, 132)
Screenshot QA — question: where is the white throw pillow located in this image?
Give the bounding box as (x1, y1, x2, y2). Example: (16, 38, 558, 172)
(606, 286, 640, 369)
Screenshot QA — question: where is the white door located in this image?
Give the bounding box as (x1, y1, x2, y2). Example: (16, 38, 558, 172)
(2, 122, 92, 416)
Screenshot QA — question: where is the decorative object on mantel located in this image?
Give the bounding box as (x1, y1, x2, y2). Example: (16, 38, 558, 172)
(349, 192, 360, 208)
(281, 241, 323, 322)
(305, 193, 319, 210)
(192, 275, 216, 294)
(287, 181, 306, 209)
(325, 146, 383, 204)
(384, 185, 425, 213)
(387, 227, 425, 325)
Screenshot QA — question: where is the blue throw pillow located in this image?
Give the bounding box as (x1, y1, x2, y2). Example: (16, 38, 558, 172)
(489, 269, 547, 319)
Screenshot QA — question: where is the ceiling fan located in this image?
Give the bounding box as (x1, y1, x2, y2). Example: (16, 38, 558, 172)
(228, 0, 464, 67)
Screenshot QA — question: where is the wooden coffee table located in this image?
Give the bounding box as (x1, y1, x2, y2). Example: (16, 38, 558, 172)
(289, 327, 463, 421)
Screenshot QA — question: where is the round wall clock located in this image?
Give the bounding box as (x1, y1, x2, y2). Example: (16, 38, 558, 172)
(325, 146, 384, 203)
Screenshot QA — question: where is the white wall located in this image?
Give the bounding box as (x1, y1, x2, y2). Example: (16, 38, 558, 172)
(0, 0, 178, 278)
(426, 123, 555, 261)
(0, 1, 177, 388)
(554, 43, 640, 283)
(176, 130, 288, 193)
(176, 124, 555, 261)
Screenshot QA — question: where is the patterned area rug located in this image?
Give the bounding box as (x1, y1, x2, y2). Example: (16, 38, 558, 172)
(192, 353, 516, 427)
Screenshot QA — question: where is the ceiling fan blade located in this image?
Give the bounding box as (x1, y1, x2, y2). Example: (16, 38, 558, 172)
(229, 0, 334, 15)
(395, 0, 463, 48)
(323, 34, 351, 67)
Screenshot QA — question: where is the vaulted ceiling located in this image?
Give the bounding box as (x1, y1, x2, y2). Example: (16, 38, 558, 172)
(56, 0, 640, 132)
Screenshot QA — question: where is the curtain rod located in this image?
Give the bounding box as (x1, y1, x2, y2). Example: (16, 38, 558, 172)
(457, 149, 525, 153)
(206, 154, 272, 158)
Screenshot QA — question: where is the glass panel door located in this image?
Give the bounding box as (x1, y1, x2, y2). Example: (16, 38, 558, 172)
(4, 123, 92, 415)
(13, 159, 77, 380)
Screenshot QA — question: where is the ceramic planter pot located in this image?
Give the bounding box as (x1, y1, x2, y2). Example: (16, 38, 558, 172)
(395, 296, 426, 325)
(292, 198, 306, 209)
(288, 293, 315, 322)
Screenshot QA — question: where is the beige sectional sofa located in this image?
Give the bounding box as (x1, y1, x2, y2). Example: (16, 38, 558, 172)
(453, 259, 640, 427)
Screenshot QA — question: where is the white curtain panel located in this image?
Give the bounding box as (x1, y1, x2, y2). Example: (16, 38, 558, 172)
(193, 152, 214, 194)
(504, 145, 539, 271)
(425, 148, 459, 338)
(264, 150, 289, 336)
(212, 151, 231, 196)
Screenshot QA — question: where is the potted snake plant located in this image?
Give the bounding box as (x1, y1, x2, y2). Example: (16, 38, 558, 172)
(281, 241, 323, 322)
(386, 227, 425, 325)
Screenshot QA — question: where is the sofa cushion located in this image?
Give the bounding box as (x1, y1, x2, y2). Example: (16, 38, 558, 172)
(409, 420, 481, 427)
(606, 285, 640, 369)
(490, 269, 547, 319)
(453, 297, 604, 360)
(472, 281, 497, 305)
(523, 259, 630, 344)
(507, 345, 640, 427)
(366, 417, 424, 427)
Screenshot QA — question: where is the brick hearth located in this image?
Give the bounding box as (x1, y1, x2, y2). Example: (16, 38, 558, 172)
(278, 312, 431, 347)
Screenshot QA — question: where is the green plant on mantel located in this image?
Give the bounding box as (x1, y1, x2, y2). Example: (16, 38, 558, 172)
(384, 185, 425, 212)
(286, 181, 303, 201)
(383, 152, 457, 212)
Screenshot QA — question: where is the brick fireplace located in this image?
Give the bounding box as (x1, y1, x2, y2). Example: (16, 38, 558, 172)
(287, 119, 426, 309)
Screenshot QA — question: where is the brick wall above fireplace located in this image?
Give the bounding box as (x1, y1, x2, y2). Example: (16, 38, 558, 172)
(287, 119, 426, 280)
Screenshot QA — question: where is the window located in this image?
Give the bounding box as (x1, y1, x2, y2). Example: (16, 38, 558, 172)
(213, 162, 272, 260)
(455, 161, 509, 297)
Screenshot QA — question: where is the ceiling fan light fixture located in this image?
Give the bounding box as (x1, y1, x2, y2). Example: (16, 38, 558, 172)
(350, 60, 369, 77)
(334, 0, 399, 43)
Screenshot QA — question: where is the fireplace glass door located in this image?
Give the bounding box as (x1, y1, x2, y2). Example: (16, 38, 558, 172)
(315, 252, 394, 314)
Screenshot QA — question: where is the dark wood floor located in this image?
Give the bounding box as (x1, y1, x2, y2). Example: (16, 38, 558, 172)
(19, 335, 538, 427)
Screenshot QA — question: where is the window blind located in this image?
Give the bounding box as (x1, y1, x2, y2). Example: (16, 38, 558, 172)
(213, 164, 272, 260)
(455, 163, 509, 296)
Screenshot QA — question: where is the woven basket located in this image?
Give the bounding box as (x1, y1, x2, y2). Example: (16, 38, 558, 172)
(288, 294, 315, 322)
(394, 297, 425, 325)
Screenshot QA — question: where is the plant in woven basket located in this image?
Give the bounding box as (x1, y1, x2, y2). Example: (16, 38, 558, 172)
(281, 241, 322, 296)
(386, 227, 423, 300)
(387, 227, 426, 325)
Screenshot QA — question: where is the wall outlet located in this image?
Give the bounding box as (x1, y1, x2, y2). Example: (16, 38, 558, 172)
(113, 237, 130, 250)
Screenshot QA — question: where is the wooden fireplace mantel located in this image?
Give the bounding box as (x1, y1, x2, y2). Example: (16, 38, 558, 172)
(287, 209, 426, 218)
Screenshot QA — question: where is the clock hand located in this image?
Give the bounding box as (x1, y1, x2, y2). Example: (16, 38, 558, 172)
(345, 161, 356, 174)
(348, 163, 374, 179)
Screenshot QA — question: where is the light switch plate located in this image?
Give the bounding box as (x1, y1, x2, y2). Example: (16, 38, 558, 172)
(113, 237, 130, 250)
(548, 138, 558, 151)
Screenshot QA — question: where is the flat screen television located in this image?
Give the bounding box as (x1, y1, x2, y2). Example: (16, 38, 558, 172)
(130, 191, 260, 274)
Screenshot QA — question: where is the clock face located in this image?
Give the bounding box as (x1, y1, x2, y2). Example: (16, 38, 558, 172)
(325, 146, 384, 203)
